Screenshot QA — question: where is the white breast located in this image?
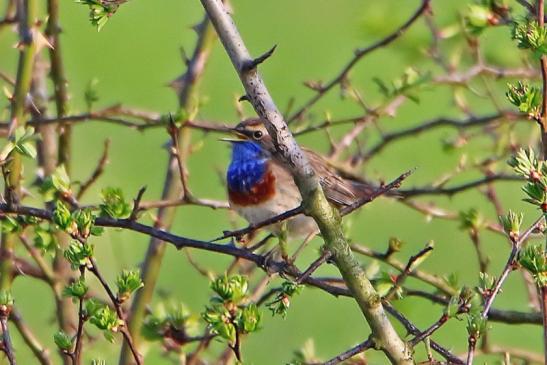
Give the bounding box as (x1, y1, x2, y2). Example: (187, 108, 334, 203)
(230, 162, 318, 237)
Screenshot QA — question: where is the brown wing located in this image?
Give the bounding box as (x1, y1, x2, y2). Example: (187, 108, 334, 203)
(303, 148, 373, 206)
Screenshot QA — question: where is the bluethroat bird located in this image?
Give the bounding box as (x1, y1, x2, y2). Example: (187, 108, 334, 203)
(224, 118, 374, 238)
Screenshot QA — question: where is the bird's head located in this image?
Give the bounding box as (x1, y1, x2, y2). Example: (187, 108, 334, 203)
(221, 118, 277, 160)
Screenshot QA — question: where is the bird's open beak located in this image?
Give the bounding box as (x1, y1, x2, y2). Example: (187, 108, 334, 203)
(218, 127, 249, 143)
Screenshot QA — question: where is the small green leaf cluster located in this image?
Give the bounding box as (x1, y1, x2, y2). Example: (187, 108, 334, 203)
(506, 81, 542, 118)
(464, 0, 509, 35)
(374, 271, 399, 298)
(86, 299, 122, 342)
(445, 287, 481, 319)
(373, 67, 430, 103)
(100, 187, 131, 219)
(1, 215, 44, 238)
(519, 244, 547, 286)
(53, 330, 73, 352)
(201, 275, 261, 344)
(63, 277, 89, 301)
(0, 126, 37, 161)
(210, 274, 248, 302)
(498, 210, 523, 242)
(33, 224, 58, 253)
(77, 0, 124, 31)
(477, 272, 496, 298)
(0, 290, 14, 311)
(288, 339, 322, 365)
(116, 269, 143, 303)
(508, 148, 547, 210)
(0, 215, 24, 234)
(53, 201, 103, 239)
(40, 165, 71, 202)
(266, 281, 303, 318)
(512, 19, 547, 57)
(467, 314, 488, 340)
(64, 241, 94, 270)
(459, 208, 483, 231)
(142, 301, 198, 345)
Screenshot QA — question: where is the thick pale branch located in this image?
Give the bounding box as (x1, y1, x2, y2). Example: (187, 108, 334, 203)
(199, 0, 419, 362)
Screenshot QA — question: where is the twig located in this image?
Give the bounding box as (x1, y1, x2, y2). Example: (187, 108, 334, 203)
(73, 271, 85, 365)
(129, 186, 147, 221)
(465, 214, 546, 364)
(76, 139, 110, 200)
(340, 170, 412, 215)
(138, 196, 229, 210)
(216, 170, 410, 242)
(406, 289, 542, 325)
(383, 243, 434, 301)
(363, 112, 520, 162)
(0, 312, 16, 365)
(400, 174, 521, 198)
(384, 303, 465, 365)
(287, 0, 431, 122)
(323, 337, 374, 365)
(88, 259, 142, 365)
(351, 243, 456, 296)
(482, 215, 545, 317)
(167, 115, 191, 198)
(213, 205, 304, 241)
(296, 250, 333, 284)
(121, 14, 217, 364)
(409, 313, 449, 347)
(10, 309, 51, 365)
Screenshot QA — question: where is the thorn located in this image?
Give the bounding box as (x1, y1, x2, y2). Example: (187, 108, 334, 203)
(238, 94, 251, 103)
(241, 44, 277, 72)
(179, 46, 190, 66)
(130, 186, 147, 221)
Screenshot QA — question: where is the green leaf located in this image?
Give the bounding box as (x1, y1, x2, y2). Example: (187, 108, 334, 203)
(0, 216, 22, 234)
(0, 141, 15, 161)
(100, 187, 131, 219)
(34, 225, 57, 253)
(64, 241, 94, 270)
(466, 314, 488, 338)
(512, 19, 547, 57)
(53, 201, 75, 234)
(237, 303, 261, 333)
(77, 0, 124, 31)
(210, 275, 248, 302)
(459, 208, 483, 230)
(15, 141, 37, 159)
(266, 281, 303, 318)
(506, 81, 542, 118)
(0, 290, 14, 307)
(116, 269, 144, 302)
(519, 243, 547, 286)
(498, 210, 523, 240)
(63, 277, 88, 300)
(88, 303, 122, 342)
(41, 165, 72, 201)
(53, 330, 73, 351)
(72, 208, 96, 239)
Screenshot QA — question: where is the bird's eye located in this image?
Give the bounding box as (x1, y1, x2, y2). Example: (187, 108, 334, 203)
(252, 130, 263, 140)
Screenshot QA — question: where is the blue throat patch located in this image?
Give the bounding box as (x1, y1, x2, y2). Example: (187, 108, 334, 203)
(227, 141, 268, 193)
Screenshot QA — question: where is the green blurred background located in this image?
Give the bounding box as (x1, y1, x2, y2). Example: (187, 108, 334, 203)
(0, 0, 543, 363)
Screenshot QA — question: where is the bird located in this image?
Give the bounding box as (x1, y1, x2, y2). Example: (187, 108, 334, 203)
(224, 118, 375, 238)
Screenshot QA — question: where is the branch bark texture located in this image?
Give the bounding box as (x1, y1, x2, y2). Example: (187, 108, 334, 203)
(198, 0, 413, 363)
